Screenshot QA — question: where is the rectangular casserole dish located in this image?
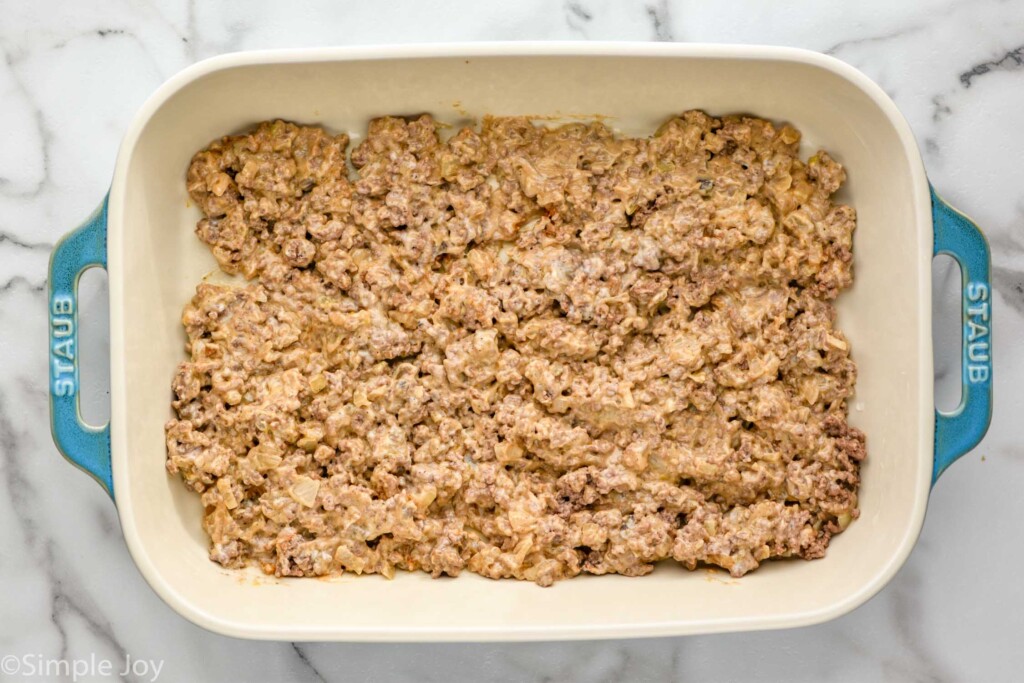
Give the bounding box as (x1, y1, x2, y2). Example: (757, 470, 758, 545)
(47, 43, 993, 641)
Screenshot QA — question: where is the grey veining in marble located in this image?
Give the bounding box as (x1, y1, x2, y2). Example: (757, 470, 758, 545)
(2, 1, 1023, 681)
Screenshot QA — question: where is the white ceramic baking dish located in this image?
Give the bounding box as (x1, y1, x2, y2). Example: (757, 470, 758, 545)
(47, 43, 993, 641)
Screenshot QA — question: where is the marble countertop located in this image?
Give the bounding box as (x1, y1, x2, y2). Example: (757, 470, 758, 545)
(3, 1, 1022, 681)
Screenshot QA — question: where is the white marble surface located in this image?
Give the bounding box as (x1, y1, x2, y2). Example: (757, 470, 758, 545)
(2, 1, 1022, 681)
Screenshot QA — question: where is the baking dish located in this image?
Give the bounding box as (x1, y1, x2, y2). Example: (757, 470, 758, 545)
(47, 43, 992, 641)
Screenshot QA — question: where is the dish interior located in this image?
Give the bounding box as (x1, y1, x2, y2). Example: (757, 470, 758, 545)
(110, 49, 931, 639)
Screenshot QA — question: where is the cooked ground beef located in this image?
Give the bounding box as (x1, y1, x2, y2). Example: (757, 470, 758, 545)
(166, 111, 865, 586)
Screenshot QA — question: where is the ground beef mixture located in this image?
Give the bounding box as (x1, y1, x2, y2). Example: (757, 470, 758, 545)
(166, 111, 865, 586)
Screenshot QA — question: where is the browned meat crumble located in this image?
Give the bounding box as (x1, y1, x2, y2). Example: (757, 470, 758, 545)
(166, 111, 865, 586)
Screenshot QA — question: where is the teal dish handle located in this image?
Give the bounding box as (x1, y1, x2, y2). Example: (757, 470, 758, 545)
(48, 196, 113, 497)
(931, 186, 993, 484)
